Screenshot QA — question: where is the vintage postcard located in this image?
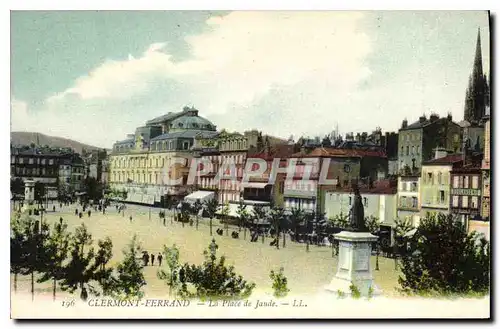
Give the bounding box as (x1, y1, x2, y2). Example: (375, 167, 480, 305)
(10, 10, 491, 319)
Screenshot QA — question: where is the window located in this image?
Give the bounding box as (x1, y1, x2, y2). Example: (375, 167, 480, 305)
(19, 158, 24, 164)
(401, 146, 404, 155)
(439, 190, 445, 203)
(472, 176, 479, 189)
(416, 146, 420, 154)
(471, 196, 478, 209)
(462, 196, 469, 208)
(49, 159, 54, 165)
(411, 146, 415, 155)
(453, 176, 459, 188)
(183, 141, 189, 150)
(438, 172, 442, 185)
(411, 182, 417, 192)
(11, 156, 15, 164)
(453, 196, 459, 207)
(406, 146, 409, 156)
(412, 197, 418, 208)
(427, 172, 433, 184)
(349, 197, 352, 206)
(464, 176, 469, 188)
(28, 158, 33, 164)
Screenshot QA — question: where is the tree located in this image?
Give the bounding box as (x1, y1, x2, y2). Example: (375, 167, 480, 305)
(204, 198, 219, 236)
(192, 200, 203, 230)
(178, 202, 191, 227)
(289, 208, 305, 242)
(10, 216, 31, 294)
(398, 213, 490, 296)
(175, 239, 256, 300)
(270, 267, 290, 298)
(59, 224, 108, 301)
(157, 244, 181, 297)
(34, 182, 45, 208)
(221, 202, 230, 236)
(37, 220, 72, 301)
(321, 135, 332, 147)
(83, 177, 104, 202)
(236, 201, 248, 232)
(270, 207, 285, 250)
(365, 215, 380, 234)
(10, 178, 24, 197)
(108, 235, 146, 300)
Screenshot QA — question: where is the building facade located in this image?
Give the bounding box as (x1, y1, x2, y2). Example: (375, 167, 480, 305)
(450, 166, 482, 224)
(420, 153, 463, 218)
(109, 106, 217, 206)
(398, 114, 461, 173)
(481, 116, 490, 219)
(397, 174, 421, 227)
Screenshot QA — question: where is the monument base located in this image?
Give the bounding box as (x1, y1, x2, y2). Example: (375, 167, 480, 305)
(324, 231, 382, 297)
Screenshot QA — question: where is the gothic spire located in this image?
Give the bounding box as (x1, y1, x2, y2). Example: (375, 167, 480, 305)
(473, 28, 483, 80)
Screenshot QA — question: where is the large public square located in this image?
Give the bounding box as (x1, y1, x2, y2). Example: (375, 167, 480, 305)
(11, 202, 404, 299)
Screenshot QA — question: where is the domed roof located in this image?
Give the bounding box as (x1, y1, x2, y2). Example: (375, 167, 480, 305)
(170, 115, 216, 131)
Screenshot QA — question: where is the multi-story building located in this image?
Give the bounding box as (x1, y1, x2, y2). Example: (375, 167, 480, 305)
(398, 114, 461, 173)
(71, 156, 85, 192)
(397, 171, 421, 227)
(109, 106, 218, 206)
(450, 165, 482, 225)
(324, 179, 397, 244)
(481, 116, 490, 219)
(420, 150, 463, 218)
(83, 149, 108, 182)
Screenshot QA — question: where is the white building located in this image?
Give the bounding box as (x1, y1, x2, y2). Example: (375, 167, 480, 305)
(397, 174, 421, 227)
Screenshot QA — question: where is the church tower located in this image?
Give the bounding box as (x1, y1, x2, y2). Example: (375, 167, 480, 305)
(464, 28, 489, 124)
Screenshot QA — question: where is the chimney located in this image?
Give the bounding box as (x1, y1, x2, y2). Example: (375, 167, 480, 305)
(419, 115, 427, 123)
(401, 119, 408, 129)
(429, 113, 439, 122)
(434, 147, 448, 160)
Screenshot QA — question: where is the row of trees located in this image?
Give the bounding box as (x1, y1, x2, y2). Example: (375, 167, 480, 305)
(10, 216, 146, 301)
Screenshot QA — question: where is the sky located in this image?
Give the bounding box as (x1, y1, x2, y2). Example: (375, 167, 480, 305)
(10, 11, 490, 148)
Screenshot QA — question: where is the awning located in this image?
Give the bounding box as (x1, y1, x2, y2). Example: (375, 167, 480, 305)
(184, 191, 215, 204)
(216, 202, 271, 218)
(242, 182, 269, 189)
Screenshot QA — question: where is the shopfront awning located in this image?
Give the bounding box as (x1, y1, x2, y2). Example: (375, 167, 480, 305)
(184, 191, 215, 204)
(242, 182, 269, 189)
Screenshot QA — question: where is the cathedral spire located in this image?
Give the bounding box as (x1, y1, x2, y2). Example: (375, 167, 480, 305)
(473, 28, 483, 80)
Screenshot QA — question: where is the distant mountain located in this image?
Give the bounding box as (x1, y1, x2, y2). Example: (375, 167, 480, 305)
(10, 132, 102, 154)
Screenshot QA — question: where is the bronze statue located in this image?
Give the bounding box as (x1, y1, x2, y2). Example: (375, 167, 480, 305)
(348, 184, 367, 232)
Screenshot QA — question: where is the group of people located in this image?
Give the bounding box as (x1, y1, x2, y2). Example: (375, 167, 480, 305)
(142, 251, 163, 267)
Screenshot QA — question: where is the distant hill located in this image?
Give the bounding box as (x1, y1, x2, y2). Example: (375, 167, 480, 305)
(11, 132, 102, 154)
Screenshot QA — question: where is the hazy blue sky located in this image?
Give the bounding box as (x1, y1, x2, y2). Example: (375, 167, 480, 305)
(11, 11, 490, 148)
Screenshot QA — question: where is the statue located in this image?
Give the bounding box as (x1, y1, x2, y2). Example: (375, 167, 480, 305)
(348, 184, 367, 232)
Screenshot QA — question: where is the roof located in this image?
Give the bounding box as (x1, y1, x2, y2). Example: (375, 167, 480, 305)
(151, 130, 218, 141)
(114, 138, 135, 145)
(146, 111, 183, 125)
(291, 147, 387, 158)
(400, 116, 459, 131)
(170, 115, 216, 131)
(423, 154, 464, 165)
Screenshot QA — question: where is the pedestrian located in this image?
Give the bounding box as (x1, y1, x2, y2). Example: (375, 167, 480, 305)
(59, 217, 63, 226)
(53, 205, 56, 212)
(145, 252, 149, 266)
(157, 253, 163, 266)
(150, 253, 155, 266)
(88, 210, 91, 217)
(79, 212, 83, 219)
(75, 208, 78, 216)
(129, 215, 133, 222)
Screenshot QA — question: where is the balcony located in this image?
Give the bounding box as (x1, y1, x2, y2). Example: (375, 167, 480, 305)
(283, 188, 316, 199)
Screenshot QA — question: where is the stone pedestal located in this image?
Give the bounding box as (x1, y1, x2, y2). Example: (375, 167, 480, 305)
(22, 180, 35, 213)
(325, 231, 381, 297)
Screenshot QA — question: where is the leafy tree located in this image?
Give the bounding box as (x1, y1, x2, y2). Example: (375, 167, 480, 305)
(175, 239, 255, 300)
(365, 215, 380, 234)
(270, 207, 285, 250)
(59, 224, 110, 301)
(10, 216, 31, 294)
(220, 202, 230, 236)
(192, 200, 203, 230)
(94, 237, 114, 293)
(10, 178, 24, 197)
(398, 213, 490, 296)
(289, 208, 305, 242)
(236, 201, 249, 234)
(108, 235, 146, 300)
(178, 202, 191, 226)
(204, 198, 219, 236)
(34, 182, 45, 208)
(37, 220, 72, 301)
(157, 244, 181, 297)
(270, 267, 290, 298)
